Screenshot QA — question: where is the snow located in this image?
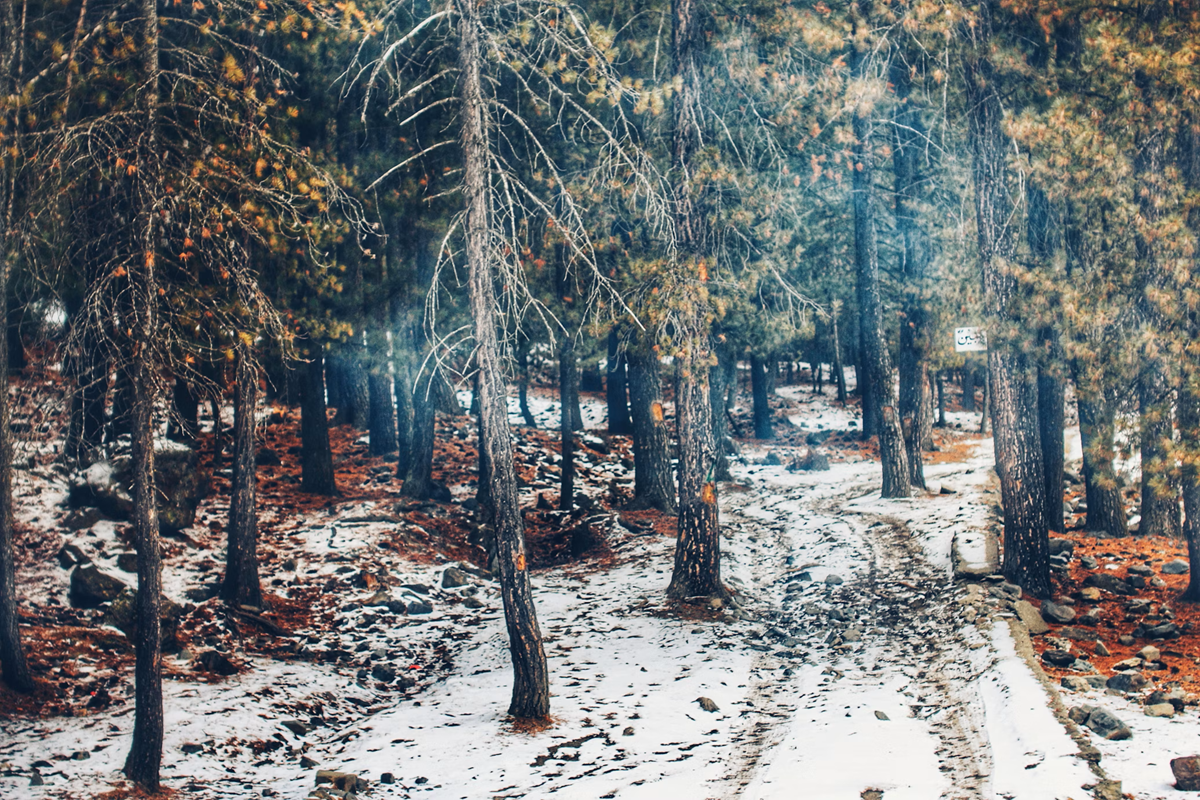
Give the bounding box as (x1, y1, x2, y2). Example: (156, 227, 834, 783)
(1, 376, 1194, 799)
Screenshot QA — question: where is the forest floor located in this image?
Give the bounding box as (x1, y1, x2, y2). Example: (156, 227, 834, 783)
(1, 367, 1198, 799)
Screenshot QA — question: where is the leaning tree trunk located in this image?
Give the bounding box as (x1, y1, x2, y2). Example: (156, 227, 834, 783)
(750, 354, 774, 440)
(850, 37, 909, 498)
(965, 0, 1050, 597)
(222, 343, 263, 609)
(300, 346, 337, 495)
(459, 0, 548, 718)
(606, 329, 633, 435)
(665, 0, 724, 601)
(627, 347, 674, 512)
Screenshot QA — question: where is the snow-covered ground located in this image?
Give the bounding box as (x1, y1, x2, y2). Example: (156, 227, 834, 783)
(0, 376, 1194, 799)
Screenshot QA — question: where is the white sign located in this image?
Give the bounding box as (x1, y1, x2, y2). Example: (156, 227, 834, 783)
(954, 327, 987, 352)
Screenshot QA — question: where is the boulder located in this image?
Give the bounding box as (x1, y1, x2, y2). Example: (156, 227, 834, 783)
(1084, 708, 1132, 740)
(1048, 538, 1076, 557)
(1162, 559, 1190, 576)
(56, 543, 89, 569)
(441, 567, 470, 589)
(1013, 600, 1050, 635)
(101, 588, 184, 650)
(69, 565, 125, 608)
(1106, 672, 1148, 694)
(1083, 573, 1132, 595)
(788, 449, 830, 472)
(195, 650, 237, 676)
(315, 771, 367, 793)
(66, 442, 210, 533)
(1145, 622, 1179, 640)
(1144, 703, 1175, 718)
(1041, 600, 1076, 624)
(1170, 756, 1200, 791)
(407, 600, 433, 615)
(1138, 645, 1161, 662)
(1042, 649, 1076, 668)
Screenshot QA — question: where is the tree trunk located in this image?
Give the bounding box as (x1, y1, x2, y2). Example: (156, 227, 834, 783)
(368, 369, 397, 456)
(459, 1, 549, 719)
(1076, 389, 1128, 538)
(1037, 356, 1065, 532)
(850, 35, 909, 498)
(168, 377, 199, 446)
(606, 329, 633, 435)
(708, 341, 733, 481)
(831, 306, 847, 404)
(749, 355, 774, 440)
(222, 344, 263, 609)
(337, 353, 370, 430)
(962, 364, 977, 412)
(517, 336, 537, 428)
(300, 346, 336, 495)
(402, 366, 437, 500)
(393, 334, 414, 480)
(559, 336, 576, 511)
(1180, 377, 1200, 600)
(0, 240, 32, 696)
(568, 361, 583, 432)
(965, 0, 1050, 597)
(892, 67, 931, 490)
(627, 347, 674, 512)
(325, 353, 345, 411)
(936, 371, 946, 427)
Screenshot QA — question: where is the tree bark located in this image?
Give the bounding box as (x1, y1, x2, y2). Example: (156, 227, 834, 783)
(627, 347, 674, 512)
(401, 366, 437, 500)
(559, 335, 575, 511)
(1181, 376, 1200, 600)
(336, 353, 370, 430)
(222, 343, 263, 609)
(300, 346, 336, 495)
(606, 329, 633, 435)
(393, 332, 414, 479)
(517, 335, 537, 428)
(850, 32, 909, 498)
(368, 369, 397, 456)
(708, 340, 734, 481)
(831, 305, 847, 404)
(168, 377, 200, 447)
(1076, 387, 1128, 538)
(965, 0, 1050, 597)
(749, 354, 774, 440)
(459, 0, 548, 718)
(1028, 186, 1065, 532)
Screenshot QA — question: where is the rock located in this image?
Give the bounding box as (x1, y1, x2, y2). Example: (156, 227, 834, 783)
(56, 543, 89, 569)
(939, 484, 957, 495)
(1145, 622, 1179, 640)
(1080, 587, 1102, 601)
(380, 773, 395, 785)
(1118, 634, 1135, 646)
(1061, 676, 1091, 691)
(29, 770, 43, 786)
(874, 710, 889, 720)
(1080, 556, 1099, 570)
(992, 582, 1022, 601)
(69, 565, 125, 608)
(1084, 708, 1133, 740)
(1127, 564, 1153, 576)
(1095, 641, 1111, 657)
(1144, 703, 1175, 718)
(371, 665, 396, 683)
(1048, 538, 1076, 557)
(282, 719, 310, 736)
(1106, 672, 1148, 693)
(1042, 649, 1076, 668)
(300, 756, 318, 769)
(824, 575, 844, 587)
(1171, 756, 1200, 791)
(1139, 645, 1161, 662)
(441, 567, 470, 589)
(101, 588, 184, 649)
(762, 451, 784, 466)
(1083, 573, 1132, 595)
(1067, 705, 1094, 724)
(116, 552, 138, 573)
(1014, 600, 1050, 635)
(256, 448, 282, 467)
(1076, 610, 1101, 627)
(623, 727, 635, 736)
(195, 650, 237, 676)
(315, 771, 366, 793)
(62, 507, 102, 531)
(1057, 626, 1100, 642)
(407, 600, 433, 615)
(1113, 657, 1143, 671)
(788, 449, 830, 472)
(463, 596, 485, 609)
(181, 743, 203, 755)
(1041, 601, 1076, 624)
(696, 697, 719, 712)
(1093, 780, 1124, 800)
(1162, 559, 1190, 575)
(68, 444, 210, 533)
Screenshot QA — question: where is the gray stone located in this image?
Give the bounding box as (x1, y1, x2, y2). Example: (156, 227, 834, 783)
(371, 665, 396, 683)
(1145, 622, 1179, 640)
(1042, 649, 1076, 668)
(56, 543, 88, 569)
(1162, 559, 1190, 575)
(407, 600, 433, 615)
(762, 451, 784, 466)
(315, 771, 367, 793)
(380, 773, 395, 784)
(788, 449, 830, 472)
(441, 567, 470, 589)
(1048, 538, 1076, 557)
(1080, 556, 1099, 570)
(1094, 641, 1111, 657)
(824, 575, 844, 587)
(1083, 573, 1132, 595)
(69, 565, 125, 608)
(1061, 676, 1091, 691)
(874, 710, 889, 720)
(1171, 755, 1200, 791)
(68, 444, 210, 534)
(1013, 600, 1050, 635)
(1138, 645, 1161, 662)
(195, 650, 237, 676)
(116, 552, 138, 573)
(1041, 600, 1076, 624)
(1067, 705, 1095, 724)
(102, 588, 184, 649)
(1057, 626, 1100, 642)
(282, 719, 310, 736)
(1127, 564, 1154, 576)
(1084, 708, 1132, 740)
(462, 596, 485, 609)
(62, 507, 102, 531)
(1144, 703, 1175, 718)
(1106, 672, 1148, 694)
(1076, 611, 1102, 627)
(696, 696, 719, 712)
